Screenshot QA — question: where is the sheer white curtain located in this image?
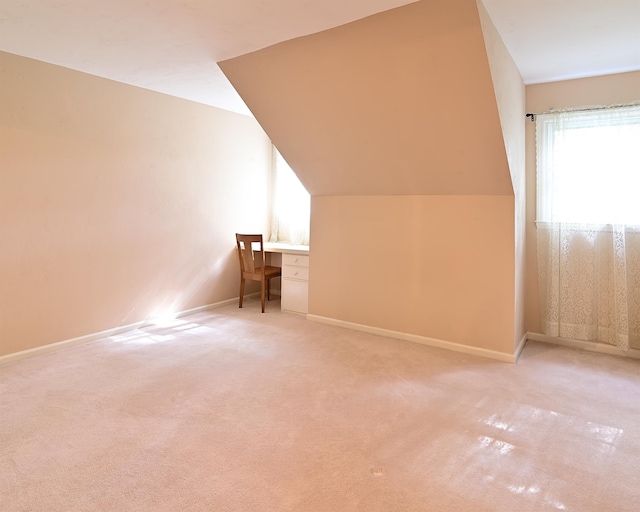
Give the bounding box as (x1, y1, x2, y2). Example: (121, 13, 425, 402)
(536, 105, 640, 351)
(269, 147, 310, 246)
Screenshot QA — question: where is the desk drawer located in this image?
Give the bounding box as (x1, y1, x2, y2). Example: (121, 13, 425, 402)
(282, 265, 309, 281)
(282, 279, 308, 314)
(283, 253, 309, 267)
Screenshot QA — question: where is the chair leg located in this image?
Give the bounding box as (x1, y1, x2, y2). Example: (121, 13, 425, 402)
(261, 279, 266, 313)
(239, 277, 245, 308)
(267, 279, 271, 301)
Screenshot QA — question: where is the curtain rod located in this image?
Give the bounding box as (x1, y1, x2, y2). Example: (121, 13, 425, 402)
(525, 102, 640, 122)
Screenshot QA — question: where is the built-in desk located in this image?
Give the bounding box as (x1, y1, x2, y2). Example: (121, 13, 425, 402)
(264, 243, 309, 315)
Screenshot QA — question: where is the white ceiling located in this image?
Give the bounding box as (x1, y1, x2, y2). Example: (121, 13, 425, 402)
(482, 0, 640, 84)
(1, 0, 638, 116)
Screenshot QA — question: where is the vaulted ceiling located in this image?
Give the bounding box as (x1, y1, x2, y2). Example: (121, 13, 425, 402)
(1, 0, 638, 115)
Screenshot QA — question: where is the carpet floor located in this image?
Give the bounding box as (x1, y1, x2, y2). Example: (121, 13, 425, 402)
(1, 298, 639, 511)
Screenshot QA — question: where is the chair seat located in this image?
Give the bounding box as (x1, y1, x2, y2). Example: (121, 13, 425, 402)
(261, 266, 282, 277)
(243, 265, 281, 279)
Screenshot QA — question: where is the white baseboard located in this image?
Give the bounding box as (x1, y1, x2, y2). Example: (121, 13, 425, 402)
(307, 314, 518, 363)
(527, 332, 640, 359)
(514, 332, 528, 362)
(0, 296, 251, 367)
(22, 303, 636, 368)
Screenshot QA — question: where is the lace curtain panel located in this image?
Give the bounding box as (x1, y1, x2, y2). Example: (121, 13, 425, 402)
(536, 106, 640, 351)
(537, 223, 640, 350)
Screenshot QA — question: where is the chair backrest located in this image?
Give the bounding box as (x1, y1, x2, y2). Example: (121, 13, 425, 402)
(236, 234, 264, 274)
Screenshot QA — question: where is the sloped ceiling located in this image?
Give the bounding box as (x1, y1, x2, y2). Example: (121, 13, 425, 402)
(0, 0, 418, 115)
(220, 0, 513, 196)
(0, 1, 638, 115)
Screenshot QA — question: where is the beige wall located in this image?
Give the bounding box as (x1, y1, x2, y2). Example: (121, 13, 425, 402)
(311, 196, 516, 353)
(478, 1, 526, 348)
(524, 71, 640, 333)
(220, 0, 519, 356)
(0, 52, 271, 357)
(220, 0, 513, 197)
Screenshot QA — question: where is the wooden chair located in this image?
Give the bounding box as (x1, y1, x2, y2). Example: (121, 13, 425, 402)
(235, 234, 282, 313)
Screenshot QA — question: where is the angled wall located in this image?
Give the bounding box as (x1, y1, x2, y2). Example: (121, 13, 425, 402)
(0, 52, 271, 358)
(477, 1, 526, 350)
(220, 0, 512, 197)
(220, 0, 518, 357)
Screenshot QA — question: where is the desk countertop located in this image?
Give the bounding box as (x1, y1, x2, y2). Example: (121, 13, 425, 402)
(263, 242, 310, 255)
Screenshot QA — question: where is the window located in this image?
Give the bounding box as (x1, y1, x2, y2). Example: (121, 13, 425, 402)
(536, 105, 640, 225)
(535, 104, 640, 351)
(269, 146, 310, 246)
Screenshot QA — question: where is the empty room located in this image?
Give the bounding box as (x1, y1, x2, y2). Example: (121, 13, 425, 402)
(1, 0, 639, 510)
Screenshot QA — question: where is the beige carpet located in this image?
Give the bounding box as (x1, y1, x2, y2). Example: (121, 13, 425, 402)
(1, 298, 639, 511)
